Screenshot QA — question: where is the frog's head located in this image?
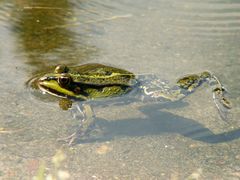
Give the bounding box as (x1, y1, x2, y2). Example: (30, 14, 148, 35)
(37, 65, 82, 99)
(38, 73, 77, 98)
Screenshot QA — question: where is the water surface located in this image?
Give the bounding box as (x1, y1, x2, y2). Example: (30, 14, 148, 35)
(0, 0, 240, 179)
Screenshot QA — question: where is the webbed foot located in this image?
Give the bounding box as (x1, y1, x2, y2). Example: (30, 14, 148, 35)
(177, 71, 232, 120)
(141, 71, 232, 120)
(57, 132, 77, 145)
(213, 87, 231, 109)
(212, 86, 232, 120)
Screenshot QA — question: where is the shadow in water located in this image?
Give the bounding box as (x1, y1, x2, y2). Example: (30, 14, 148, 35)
(77, 102, 240, 144)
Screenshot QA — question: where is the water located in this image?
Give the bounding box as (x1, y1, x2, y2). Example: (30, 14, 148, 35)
(0, 0, 240, 179)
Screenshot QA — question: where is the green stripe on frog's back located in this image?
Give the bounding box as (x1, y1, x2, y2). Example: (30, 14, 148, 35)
(69, 63, 137, 86)
(35, 63, 139, 101)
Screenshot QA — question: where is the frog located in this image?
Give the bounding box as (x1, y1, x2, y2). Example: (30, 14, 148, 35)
(30, 63, 232, 145)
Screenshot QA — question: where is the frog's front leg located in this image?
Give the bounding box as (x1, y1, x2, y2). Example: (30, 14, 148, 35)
(77, 103, 96, 136)
(58, 103, 96, 145)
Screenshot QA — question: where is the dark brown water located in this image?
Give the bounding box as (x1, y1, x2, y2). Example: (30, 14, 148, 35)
(0, 0, 240, 179)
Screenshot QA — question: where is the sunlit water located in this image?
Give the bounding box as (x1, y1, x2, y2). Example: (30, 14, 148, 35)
(0, 0, 240, 179)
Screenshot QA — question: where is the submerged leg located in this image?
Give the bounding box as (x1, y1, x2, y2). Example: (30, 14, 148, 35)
(177, 71, 232, 120)
(77, 103, 96, 136)
(211, 75, 232, 119)
(139, 75, 186, 102)
(58, 103, 96, 145)
(140, 82, 182, 102)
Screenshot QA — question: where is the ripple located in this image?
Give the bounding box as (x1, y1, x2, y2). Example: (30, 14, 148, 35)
(164, 0, 240, 38)
(0, 2, 13, 26)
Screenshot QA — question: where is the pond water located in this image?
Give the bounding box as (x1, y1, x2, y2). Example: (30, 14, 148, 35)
(0, 0, 240, 179)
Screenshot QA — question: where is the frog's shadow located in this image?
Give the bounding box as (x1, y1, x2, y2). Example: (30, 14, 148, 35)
(76, 101, 240, 144)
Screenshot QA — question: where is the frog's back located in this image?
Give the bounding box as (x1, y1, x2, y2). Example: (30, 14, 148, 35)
(70, 63, 137, 86)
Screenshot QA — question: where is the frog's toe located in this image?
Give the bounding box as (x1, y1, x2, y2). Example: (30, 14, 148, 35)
(221, 97, 232, 109)
(213, 92, 232, 120)
(214, 100, 231, 121)
(57, 132, 77, 146)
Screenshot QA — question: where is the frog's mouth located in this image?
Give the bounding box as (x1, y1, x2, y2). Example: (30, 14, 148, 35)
(38, 79, 76, 98)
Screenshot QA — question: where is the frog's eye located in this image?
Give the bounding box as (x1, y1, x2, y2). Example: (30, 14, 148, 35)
(58, 74, 71, 87)
(54, 65, 69, 74)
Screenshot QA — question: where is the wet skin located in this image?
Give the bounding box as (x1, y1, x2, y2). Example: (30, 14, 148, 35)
(37, 64, 137, 101)
(32, 63, 232, 144)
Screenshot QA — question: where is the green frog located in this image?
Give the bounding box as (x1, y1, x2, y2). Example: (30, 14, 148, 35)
(30, 63, 231, 144)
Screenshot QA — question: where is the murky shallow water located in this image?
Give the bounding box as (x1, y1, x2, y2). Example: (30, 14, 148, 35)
(0, 0, 240, 179)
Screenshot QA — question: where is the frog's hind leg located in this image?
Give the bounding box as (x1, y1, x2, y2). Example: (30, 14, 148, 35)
(177, 71, 232, 120)
(139, 78, 181, 102)
(176, 72, 209, 93)
(58, 103, 96, 145)
(210, 75, 232, 119)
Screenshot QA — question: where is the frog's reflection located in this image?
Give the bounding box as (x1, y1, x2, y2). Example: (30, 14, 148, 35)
(12, 0, 96, 73)
(75, 101, 240, 144)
